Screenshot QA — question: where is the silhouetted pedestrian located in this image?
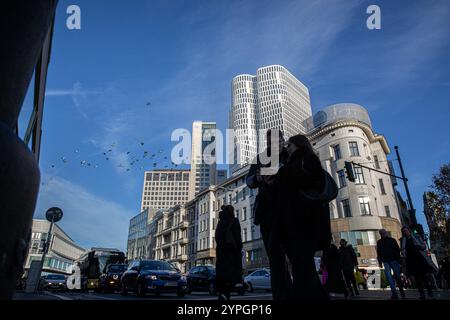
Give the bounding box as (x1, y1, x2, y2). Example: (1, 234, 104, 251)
(376, 229, 405, 299)
(275, 134, 331, 301)
(215, 205, 243, 300)
(339, 239, 359, 296)
(400, 226, 434, 299)
(322, 242, 349, 298)
(440, 257, 450, 290)
(246, 129, 292, 300)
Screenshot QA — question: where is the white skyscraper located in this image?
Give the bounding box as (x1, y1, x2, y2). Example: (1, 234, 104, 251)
(188, 121, 217, 200)
(229, 65, 312, 173)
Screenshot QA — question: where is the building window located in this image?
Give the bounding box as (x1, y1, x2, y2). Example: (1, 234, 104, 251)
(337, 170, 346, 188)
(384, 205, 391, 218)
(342, 199, 352, 218)
(349, 141, 360, 157)
(333, 145, 341, 161)
(379, 179, 386, 195)
(354, 166, 365, 184)
(374, 155, 380, 169)
(359, 197, 371, 216)
(243, 228, 247, 242)
(242, 207, 247, 221)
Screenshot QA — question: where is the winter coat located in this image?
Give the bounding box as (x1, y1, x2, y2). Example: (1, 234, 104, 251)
(322, 244, 347, 293)
(376, 237, 401, 265)
(215, 212, 243, 285)
(401, 235, 437, 275)
(246, 149, 289, 226)
(275, 148, 330, 250)
(339, 245, 358, 271)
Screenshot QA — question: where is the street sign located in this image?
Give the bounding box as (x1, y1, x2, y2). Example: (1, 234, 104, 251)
(45, 207, 63, 223)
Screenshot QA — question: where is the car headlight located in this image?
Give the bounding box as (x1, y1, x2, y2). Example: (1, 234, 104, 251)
(145, 275, 158, 281)
(112, 275, 119, 280)
(180, 276, 186, 281)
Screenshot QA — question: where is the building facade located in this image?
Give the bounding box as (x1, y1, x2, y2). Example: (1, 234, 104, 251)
(305, 103, 403, 268)
(230, 65, 312, 173)
(140, 169, 190, 215)
(188, 121, 217, 200)
(127, 209, 150, 260)
(152, 206, 190, 273)
(25, 219, 85, 275)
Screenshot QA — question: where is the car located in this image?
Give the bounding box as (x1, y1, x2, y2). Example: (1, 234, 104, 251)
(39, 274, 67, 291)
(244, 269, 271, 292)
(186, 265, 247, 296)
(120, 259, 187, 297)
(99, 263, 128, 293)
(186, 265, 217, 295)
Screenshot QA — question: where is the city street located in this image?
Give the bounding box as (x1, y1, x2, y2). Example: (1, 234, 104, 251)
(12, 289, 450, 301)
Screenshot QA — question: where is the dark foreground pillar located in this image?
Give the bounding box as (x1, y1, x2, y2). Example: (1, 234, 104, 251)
(0, 1, 58, 299)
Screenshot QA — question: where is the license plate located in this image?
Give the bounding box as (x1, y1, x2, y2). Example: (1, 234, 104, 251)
(165, 281, 177, 287)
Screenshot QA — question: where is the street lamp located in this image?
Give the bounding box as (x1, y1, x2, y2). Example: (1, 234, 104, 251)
(26, 207, 63, 293)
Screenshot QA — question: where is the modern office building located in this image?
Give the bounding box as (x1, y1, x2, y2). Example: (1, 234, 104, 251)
(216, 169, 228, 185)
(140, 169, 190, 216)
(127, 209, 150, 260)
(229, 65, 312, 173)
(24, 219, 85, 275)
(305, 103, 403, 268)
(188, 121, 218, 200)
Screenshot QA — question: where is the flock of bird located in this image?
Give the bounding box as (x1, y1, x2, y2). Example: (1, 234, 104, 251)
(41, 101, 184, 186)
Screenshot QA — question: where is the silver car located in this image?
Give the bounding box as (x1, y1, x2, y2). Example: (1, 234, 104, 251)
(244, 269, 271, 292)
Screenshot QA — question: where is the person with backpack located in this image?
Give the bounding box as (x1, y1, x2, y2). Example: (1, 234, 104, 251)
(274, 134, 336, 300)
(215, 205, 243, 300)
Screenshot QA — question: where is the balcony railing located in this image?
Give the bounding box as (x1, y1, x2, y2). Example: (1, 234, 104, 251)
(178, 221, 189, 229)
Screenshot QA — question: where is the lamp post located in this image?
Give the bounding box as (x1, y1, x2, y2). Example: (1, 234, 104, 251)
(29, 207, 63, 293)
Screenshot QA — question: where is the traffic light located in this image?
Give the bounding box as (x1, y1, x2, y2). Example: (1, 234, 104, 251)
(344, 161, 356, 182)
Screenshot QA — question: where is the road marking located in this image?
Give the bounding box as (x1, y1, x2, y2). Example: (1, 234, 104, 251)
(45, 293, 74, 301)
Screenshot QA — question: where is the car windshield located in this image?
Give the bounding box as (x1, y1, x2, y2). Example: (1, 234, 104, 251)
(205, 266, 215, 273)
(46, 274, 65, 280)
(109, 265, 127, 272)
(140, 261, 176, 271)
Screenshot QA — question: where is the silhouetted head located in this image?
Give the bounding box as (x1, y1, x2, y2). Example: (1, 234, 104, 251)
(379, 229, 388, 239)
(339, 239, 347, 248)
(219, 205, 235, 220)
(287, 134, 314, 157)
(401, 226, 412, 238)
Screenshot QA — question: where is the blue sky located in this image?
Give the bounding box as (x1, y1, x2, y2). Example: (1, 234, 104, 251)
(19, 0, 450, 251)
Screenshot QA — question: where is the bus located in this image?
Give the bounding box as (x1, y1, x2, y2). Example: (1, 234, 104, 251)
(75, 248, 126, 291)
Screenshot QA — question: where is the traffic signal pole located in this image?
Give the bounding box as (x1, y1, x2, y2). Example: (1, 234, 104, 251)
(394, 146, 417, 226)
(345, 145, 421, 235)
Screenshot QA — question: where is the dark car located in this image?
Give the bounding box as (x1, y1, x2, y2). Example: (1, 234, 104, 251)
(120, 259, 187, 297)
(99, 263, 128, 293)
(40, 274, 67, 291)
(186, 265, 246, 296)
